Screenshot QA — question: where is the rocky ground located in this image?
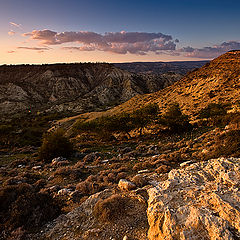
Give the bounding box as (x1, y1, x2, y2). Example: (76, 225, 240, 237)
(1, 121, 239, 239)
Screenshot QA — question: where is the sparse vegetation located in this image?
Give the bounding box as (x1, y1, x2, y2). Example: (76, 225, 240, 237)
(131, 103, 159, 135)
(0, 183, 62, 239)
(74, 103, 159, 139)
(39, 129, 73, 162)
(93, 194, 129, 222)
(212, 129, 240, 158)
(1, 52, 240, 239)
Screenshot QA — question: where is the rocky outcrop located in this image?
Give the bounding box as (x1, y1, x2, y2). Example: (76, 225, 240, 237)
(147, 157, 240, 240)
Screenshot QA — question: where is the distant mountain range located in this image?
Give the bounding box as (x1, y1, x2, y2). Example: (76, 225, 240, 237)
(114, 61, 209, 75)
(0, 61, 208, 119)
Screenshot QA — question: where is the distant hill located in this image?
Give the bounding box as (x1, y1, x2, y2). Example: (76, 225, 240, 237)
(0, 63, 181, 119)
(0, 60, 210, 120)
(114, 61, 209, 75)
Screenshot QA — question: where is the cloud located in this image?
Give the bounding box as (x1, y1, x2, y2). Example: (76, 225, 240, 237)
(8, 30, 16, 36)
(181, 41, 240, 58)
(9, 22, 22, 29)
(23, 30, 58, 45)
(17, 46, 50, 51)
(7, 50, 15, 54)
(23, 29, 177, 55)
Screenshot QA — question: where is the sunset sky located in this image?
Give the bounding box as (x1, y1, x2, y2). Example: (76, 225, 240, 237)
(1, 0, 240, 64)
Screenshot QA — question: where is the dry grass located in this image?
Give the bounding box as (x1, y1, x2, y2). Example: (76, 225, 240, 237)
(93, 194, 129, 222)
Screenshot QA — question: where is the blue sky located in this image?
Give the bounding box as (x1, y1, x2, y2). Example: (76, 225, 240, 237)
(1, 0, 240, 64)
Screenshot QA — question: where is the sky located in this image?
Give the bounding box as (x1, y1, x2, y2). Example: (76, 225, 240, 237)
(1, 0, 240, 64)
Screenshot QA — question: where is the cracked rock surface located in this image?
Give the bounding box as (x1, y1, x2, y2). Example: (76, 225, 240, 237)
(147, 157, 240, 240)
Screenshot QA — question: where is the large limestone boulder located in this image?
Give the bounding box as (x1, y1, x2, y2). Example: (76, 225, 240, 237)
(147, 157, 240, 240)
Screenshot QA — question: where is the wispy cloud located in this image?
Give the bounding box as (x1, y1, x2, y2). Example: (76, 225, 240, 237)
(180, 41, 240, 58)
(7, 51, 16, 54)
(17, 46, 50, 51)
(9, 22, 22, 29)
(23, 30, 177, 55)
(8, 30, 16, 36)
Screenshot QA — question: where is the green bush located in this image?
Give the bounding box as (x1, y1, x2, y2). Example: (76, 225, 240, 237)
(74, 103, 159, 138)
(39, 129, 73, 162)
(159, 103, 192, 133)
(75, 114, 134, 139)
(0, 124, 13, 134)
(131, 103, 159, 135)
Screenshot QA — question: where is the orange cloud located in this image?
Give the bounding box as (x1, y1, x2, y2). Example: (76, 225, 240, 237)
(8, 30, 16, 36)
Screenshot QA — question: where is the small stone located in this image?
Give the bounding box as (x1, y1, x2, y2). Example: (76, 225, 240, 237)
(101, 159, 109, 163)
(138, 169, 150, 173)
(118, 179, 136, 191)
(57, 188, 71, 195)
(52, 156, 66, 165)
(33, 165, 41, 170)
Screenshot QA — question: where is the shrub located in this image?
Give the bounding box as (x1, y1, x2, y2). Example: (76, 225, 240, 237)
(198, 103, 227, 119)
(209, 112, 240, 127)
(0, 183, 62, 238)
(76, 180, 102, 195)
(39, 129, 73, 162)
(213, 129, 240, 157)
(131, 103, 159, 135)
(74, 103, 159, 139)
(131, 175, 148, 187)
(0, 124, 13, 134)
(74, 115, 124, 140)
(159, 103, 192, 133)
(54, 166, 83, 180)
(93, 194, 129, 222)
